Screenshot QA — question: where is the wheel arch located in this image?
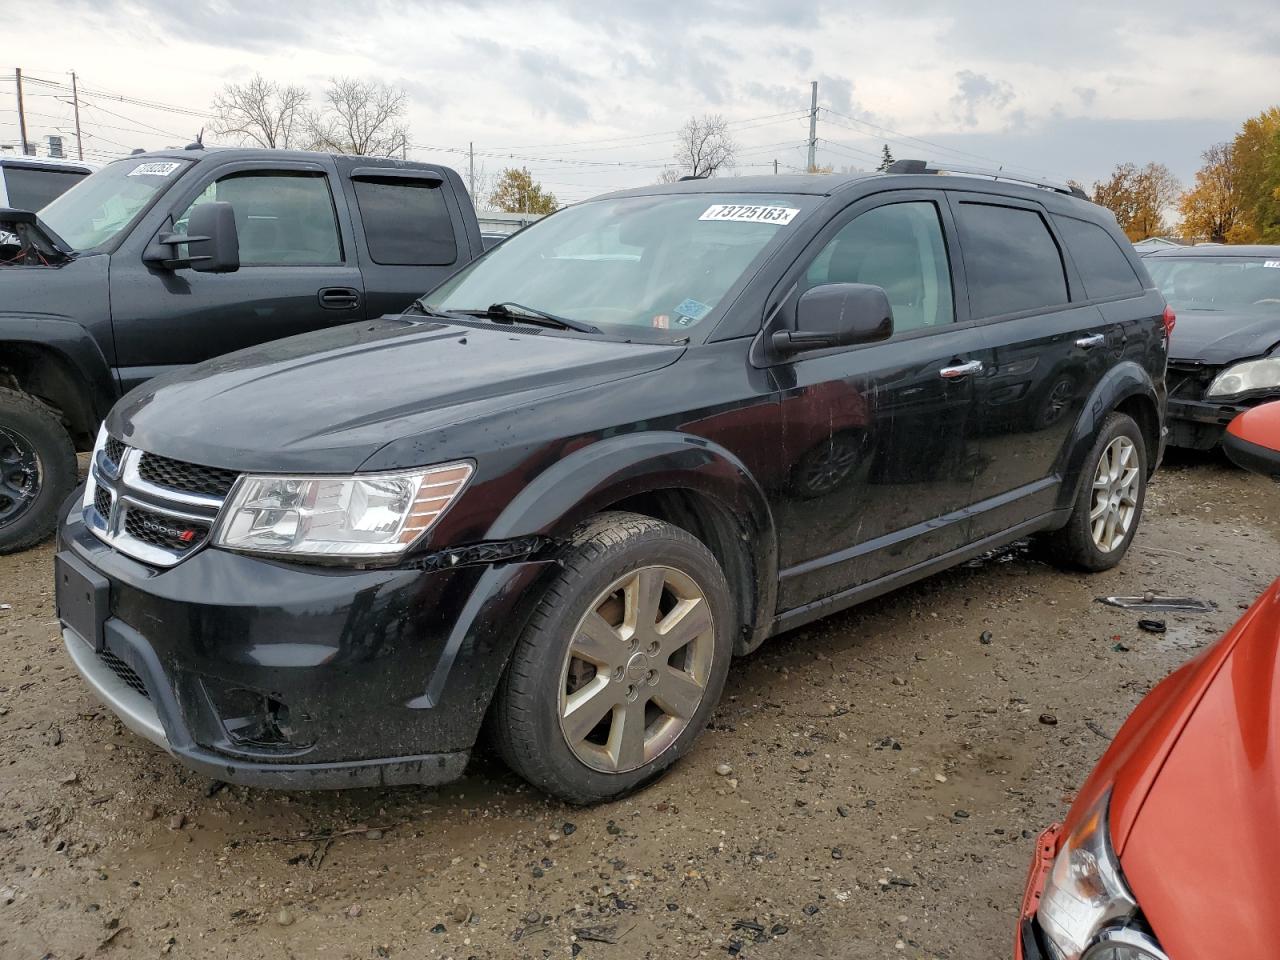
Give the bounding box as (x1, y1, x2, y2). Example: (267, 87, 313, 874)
(484, 431, 779, 655)
(1055, 360, 1162, 515)
(0, 319, 116, 449)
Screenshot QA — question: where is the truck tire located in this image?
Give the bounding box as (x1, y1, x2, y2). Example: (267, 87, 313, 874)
(1042, 411, 1147, 572)
(0, 387, 78, 553)
(491, 511, 735, 804)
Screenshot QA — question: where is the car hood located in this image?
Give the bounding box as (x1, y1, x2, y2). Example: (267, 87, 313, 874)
(1115, 580, 1280, 959)
(1168, 307, 1280, 365)
(108, 317, 683, 473)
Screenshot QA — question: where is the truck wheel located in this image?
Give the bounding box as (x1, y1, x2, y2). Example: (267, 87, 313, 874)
(491, 512, 735, 804)
(1042, 412, 1146, 572)
(0, 388, 78, 554)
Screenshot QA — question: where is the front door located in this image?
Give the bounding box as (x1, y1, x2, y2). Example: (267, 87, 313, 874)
(109, 161, 365, 392)
(767, 192, 986, 610)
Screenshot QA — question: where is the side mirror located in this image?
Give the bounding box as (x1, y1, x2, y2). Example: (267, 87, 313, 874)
(144, 201, 239, 273)
(1224, 401, 1280, 481)
(772, 283, 893, 356)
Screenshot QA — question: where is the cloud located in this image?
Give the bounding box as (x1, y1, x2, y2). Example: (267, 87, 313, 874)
(950, 70, 1015, 127)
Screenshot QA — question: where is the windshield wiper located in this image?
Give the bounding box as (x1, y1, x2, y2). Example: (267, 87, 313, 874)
(408, 298, 472, 321)
(463, 301, 603, 335)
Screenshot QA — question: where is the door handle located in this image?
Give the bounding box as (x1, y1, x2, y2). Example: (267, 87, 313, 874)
(1075, 333, 1105, 349)
(318, 287, 360, 310)
(939, 359, 984, 380)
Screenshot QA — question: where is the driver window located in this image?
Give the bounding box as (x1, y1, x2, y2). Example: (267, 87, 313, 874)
(804, 201, 954, 333)
(172, 172, 342, 265)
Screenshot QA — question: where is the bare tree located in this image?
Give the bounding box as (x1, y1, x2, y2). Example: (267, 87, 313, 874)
(664, 114, 737, 180)
(306, 77, 409, 157)
(210, 74, 309, 149)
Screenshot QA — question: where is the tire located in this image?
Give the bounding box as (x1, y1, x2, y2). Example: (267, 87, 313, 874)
(0, 388, 78, 554)
(491, 511, 735, 804)
(1042, 411, 1147, 572)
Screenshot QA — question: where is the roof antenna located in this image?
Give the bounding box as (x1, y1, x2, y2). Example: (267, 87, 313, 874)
(185, 128, 205, 151)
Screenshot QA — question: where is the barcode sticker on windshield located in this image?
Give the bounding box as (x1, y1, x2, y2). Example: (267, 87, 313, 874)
(1264, 260, 1280, 268)
(699, 204, 799, 225)
(127, 161, 182, 178)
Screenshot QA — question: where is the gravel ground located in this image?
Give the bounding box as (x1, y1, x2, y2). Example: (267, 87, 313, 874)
(2, 450, 1277, 960)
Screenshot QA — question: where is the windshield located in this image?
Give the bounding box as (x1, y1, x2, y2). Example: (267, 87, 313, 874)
(426, 193, 814, 339)
(39, 157, 192, 251)
(1146, 256, 1280, 313)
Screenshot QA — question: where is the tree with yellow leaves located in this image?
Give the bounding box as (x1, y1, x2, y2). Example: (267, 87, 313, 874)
(1092, 162, 1181, 241)
(1230, 107, 1280, 242)
(1178, 142, 1252, 244)
(487, 167, 558, 215)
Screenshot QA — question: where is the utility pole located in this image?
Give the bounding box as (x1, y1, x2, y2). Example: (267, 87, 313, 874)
(806, 80, 818, 173)
(468, 141, 475, 198)
(15, 67, 30, 155)
(70, 71, 83, 161)
(774, 158, 779, 175)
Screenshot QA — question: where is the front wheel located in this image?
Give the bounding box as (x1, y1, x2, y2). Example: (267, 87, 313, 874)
(0, 388, 78, 554)
(490, 512, 735, 803)
(1042, 411, 1147, 571)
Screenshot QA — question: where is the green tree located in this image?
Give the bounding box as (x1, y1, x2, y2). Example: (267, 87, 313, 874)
(487, 167, 558, 214)
(1231, 107, 1280, 241)
(877, 144, 895, 172)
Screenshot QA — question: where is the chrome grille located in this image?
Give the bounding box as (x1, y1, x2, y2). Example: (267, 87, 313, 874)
(84, 434, 236, 567)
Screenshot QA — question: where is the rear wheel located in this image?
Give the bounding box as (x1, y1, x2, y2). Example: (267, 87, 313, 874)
(491, 512, 734, 803)
(0, 388, 77, 554)
(1042, 411, 1146, 571)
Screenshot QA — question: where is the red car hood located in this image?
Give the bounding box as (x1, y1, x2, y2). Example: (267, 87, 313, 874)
(1117, 580, 1280, 958)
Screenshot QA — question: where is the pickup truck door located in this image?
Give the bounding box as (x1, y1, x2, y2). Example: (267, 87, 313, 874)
(337, 164, 480, 318)
(109, 158, 366, 393)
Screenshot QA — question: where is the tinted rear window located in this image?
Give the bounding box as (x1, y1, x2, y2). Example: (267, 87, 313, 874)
(3, 165, 88, 211)
(353, 178, 457, 266)
(1053, 215, 1143, 299)
(955, 202, 1068, 317)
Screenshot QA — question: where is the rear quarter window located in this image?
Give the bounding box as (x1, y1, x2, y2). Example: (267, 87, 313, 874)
(1052, 215, 1143, 299)
(353, 177, 457, 266)
(2, 165, 88, 211)
(954, 201, 1068, 318)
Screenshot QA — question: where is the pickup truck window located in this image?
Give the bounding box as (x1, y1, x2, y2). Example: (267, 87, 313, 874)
(427, 192, 813, 340)
(353, 177, 457, 266)
(4, 165, 88, 211)
(174, 171, 342, 266)
(40, 157, 192, 252)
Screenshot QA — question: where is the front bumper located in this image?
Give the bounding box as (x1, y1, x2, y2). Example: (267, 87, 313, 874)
(1167, 396, 1256, 450)
(56, 493, 550, 789)
(1014, 825, 1060, 960)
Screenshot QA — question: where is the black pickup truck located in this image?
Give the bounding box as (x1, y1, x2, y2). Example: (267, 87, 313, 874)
(0, 146, 483, 551)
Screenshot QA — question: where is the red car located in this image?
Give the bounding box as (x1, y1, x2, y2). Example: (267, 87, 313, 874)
(1016, 401, 1280, 960)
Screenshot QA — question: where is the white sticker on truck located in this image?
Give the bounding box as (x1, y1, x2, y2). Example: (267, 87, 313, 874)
(699, 204, 799, 225)
(127, 161, 182, 178)
(1264, 260, 1280, 268)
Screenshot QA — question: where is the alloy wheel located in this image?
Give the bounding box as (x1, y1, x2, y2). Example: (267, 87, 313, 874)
(0, 427, 42, 525)
(1089, 436, 1139, 552)
(558, 565, 715, 773)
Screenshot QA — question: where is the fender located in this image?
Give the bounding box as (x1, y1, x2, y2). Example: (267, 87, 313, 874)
(1054, 359, 1163, 515)
(485, 431, 779, 654)
(0, 316, 118, 431)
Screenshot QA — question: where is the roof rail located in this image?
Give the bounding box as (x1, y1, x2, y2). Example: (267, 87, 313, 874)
(885, 158, 1089, 200)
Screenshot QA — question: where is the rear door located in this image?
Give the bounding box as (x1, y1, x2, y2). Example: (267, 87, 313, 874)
(768, 191, 987, 609)
(110, 158, 365, 391)
(341, 167, 476, 317)
(951, 195, 1135, 539)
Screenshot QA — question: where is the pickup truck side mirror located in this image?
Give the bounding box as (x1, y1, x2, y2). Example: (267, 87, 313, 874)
(1224, 401, 1280, 481)
(144, 201, 240, 273)
(772, 283, 893, 357)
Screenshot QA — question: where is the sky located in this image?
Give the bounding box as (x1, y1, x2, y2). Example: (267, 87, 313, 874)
(4, 0, 1278, 205)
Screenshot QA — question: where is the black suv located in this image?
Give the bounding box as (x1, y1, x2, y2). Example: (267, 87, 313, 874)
(55, 162, 1168, 802)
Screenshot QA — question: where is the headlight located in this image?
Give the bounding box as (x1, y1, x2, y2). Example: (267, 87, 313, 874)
(1036, 789, 1140, 960)
(1206, 357, 1280, 399)
(212, 462, 473, 559)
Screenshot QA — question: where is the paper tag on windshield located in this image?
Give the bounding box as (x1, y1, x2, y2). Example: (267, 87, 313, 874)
(699, 204, 799, 225)
(127, 161, 182, 178)
(1264, 260, 1280, 268)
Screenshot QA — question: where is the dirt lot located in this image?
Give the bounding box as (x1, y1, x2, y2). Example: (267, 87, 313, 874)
(2, 451, 1277, 960)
